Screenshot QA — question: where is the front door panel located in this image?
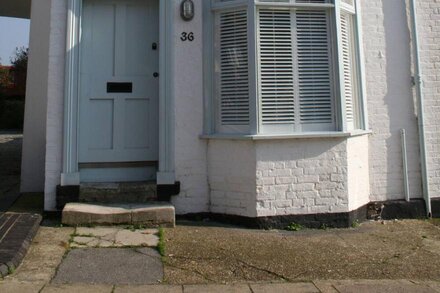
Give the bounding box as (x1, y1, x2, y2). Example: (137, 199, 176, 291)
(79, 0, 159, 166)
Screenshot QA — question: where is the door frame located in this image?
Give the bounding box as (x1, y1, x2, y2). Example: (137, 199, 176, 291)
(61, 0, 175, 186)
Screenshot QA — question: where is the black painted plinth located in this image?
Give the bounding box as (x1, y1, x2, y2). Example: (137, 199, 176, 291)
(56, 185, 80, 210)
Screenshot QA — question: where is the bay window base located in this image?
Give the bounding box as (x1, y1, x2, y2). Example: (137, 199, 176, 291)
(206, 133, 370, 222)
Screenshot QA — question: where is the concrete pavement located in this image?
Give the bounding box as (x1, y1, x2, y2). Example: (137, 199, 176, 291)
(1, 280, 440, 293)
(52, 248, 163, 285)
(0, 222, 440, 292)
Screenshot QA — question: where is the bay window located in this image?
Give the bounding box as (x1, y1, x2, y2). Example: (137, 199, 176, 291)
(207, 0, 367, 135)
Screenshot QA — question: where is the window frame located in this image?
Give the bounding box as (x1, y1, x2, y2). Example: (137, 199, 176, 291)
(204, 0, 368, 136)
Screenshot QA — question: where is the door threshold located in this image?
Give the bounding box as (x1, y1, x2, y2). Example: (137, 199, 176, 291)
(79, 161, 158, 169)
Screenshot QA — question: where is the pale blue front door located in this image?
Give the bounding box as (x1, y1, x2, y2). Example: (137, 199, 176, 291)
(78, 0, 159, 182)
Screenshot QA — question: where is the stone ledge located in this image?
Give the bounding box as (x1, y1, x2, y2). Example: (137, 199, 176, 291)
(62, 203, 175, 227)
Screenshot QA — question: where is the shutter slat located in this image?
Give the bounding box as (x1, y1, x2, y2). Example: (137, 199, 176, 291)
(259, 9, 295, 124)
(296, 10, 333, 124)
(341, 12, 354, 122)
(258, 8, 333, 128)
(219, 10, 250, 125)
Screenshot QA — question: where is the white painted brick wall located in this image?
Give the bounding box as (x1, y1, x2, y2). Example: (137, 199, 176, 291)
(347, 135, 370, 210)
(38, 0, 440, 213)
(362, 0, 423, 202)
(255, 139, 350, 217)
(44, 0, 66, 211)
(171, 0, 210, 214)
(417, 0, 440, 199)
(207, 140, 257, 217)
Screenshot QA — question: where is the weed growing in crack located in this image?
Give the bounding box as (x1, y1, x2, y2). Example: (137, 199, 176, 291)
(125, 224, 149, 232)
(351, 220, 360, 228)
(285, 222, 303, 232)
(158, 227, 166, 257)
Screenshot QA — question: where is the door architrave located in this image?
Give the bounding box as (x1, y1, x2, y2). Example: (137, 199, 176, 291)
(61, 0, 175, 186)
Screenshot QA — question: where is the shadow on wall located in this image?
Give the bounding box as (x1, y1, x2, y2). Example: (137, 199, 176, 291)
(382, 0, 421, 200)
(256, 139, 345, 163)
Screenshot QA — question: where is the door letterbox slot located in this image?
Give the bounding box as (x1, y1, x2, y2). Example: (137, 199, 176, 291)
(107, 82, 133, 93)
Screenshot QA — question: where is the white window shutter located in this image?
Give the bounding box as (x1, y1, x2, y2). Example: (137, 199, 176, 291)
(258, 8, 334, 133)
(296, 10, 333, 129)
(259, 10, 295, 128)
(340, 12, 355, 129)
(218, 10, 250, 129)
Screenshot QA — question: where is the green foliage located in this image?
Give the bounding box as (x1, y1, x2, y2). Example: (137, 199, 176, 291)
(157, 227, 166, 257)
(10, 47, 28, 71)
(351, 220, 360, 228)
(0, 99, 24, 129)
(125, 224, 149, 232)
(286, 222, 303, 232)
(0, 47, 28, 130)
(0, 67, 12, 88)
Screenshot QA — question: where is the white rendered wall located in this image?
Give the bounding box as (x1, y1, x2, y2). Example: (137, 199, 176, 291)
(417, 0, 440, 199)
(171, 0, 210, 214)
(20, 0, 51, 193)
(43, 0, 67, 210)
(207, 140, 257, 217)
(362, 0, 422, 202)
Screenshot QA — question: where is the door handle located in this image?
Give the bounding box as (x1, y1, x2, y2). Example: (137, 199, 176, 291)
(153, 72, 159, 78)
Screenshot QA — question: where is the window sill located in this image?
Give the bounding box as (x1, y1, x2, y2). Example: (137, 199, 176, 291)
(200, 130, 372, 141)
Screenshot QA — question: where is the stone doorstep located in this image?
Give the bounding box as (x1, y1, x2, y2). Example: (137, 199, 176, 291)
(62, 203, 175, 227)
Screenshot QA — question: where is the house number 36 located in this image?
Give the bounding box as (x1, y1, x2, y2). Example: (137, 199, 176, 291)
(181, 32, 195, 42)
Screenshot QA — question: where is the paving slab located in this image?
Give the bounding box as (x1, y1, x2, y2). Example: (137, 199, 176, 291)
(114, 229, 159, 247)
(52, 248, 163, 285)
(312, 280, 339, 293)
(115, 285, 183, 293)
(41, 284, 113, 293)
(421, 281, 440, 292)
(72, 226, 159, 248)
(329, 280, 437, 293)
(250, 282, 320, 293)
(76, 227, 119, 237)
(9, 227, 73, 283)
(184, 284, 252, 293)
(0, 281, 45, 293)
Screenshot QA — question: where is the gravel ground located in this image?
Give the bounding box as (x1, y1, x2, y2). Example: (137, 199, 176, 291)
(163, 220, 440, 284)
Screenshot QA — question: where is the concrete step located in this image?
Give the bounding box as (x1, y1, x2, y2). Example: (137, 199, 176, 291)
(80, 182, 157, 203)
(62, 203, 175, 227)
